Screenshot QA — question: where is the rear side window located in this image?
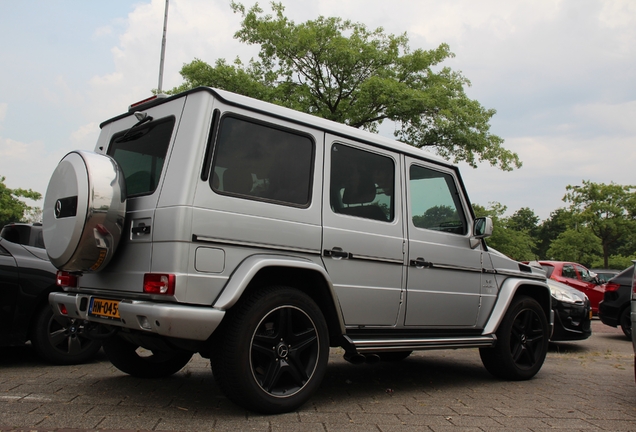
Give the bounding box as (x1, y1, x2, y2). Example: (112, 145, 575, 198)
(210, 116, 314, 207)
(329, 143, 395, 222)
(108, 116, 175, 197)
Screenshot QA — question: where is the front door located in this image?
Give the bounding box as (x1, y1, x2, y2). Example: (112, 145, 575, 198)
(404, 158, 484, 327)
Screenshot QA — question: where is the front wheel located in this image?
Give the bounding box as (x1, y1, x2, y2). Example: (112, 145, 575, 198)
(619, 307, 632, 340)
(211, 286, 329, 414)
(103, 336, 193, 378)
(480, 296, 549, 380)
(30, 305, 102, 365)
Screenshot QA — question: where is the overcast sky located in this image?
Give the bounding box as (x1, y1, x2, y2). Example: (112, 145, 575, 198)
(1, 0, 634, 221)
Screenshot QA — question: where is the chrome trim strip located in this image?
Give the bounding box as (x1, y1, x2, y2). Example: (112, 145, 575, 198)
(349, 335, 497, 352)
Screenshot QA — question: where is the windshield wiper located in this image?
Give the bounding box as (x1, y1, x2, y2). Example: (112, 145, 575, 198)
(116, 112, 153, 143)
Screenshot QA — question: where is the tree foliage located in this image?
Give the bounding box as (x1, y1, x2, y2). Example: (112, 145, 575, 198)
(473, 202, 535, 261)
(546, 228, 602, 266)
(168, 1, 520, 171)
(0, 176, 42, 227)
(563, 181, 636, 268)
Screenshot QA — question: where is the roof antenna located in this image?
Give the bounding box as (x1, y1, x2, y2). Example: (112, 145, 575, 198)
(157, 0, 169, 95)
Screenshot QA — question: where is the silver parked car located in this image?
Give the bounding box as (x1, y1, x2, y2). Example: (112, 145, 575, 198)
(43, 87, 552, 413)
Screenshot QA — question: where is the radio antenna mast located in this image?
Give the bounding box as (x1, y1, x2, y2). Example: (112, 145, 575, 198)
(157, 0, 169, 94)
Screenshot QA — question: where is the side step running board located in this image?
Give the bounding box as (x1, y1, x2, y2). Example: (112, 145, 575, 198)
(344, 334, 497, 353)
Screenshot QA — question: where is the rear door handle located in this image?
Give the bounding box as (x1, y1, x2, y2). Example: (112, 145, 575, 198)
(410, 257, 432, 268)
(324, 247, 351, 260)
(131, 224, 151, 235)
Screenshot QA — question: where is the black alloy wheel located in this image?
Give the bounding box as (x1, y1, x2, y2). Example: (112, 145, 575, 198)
(480, 296, 549, 380)
(619, 307, 632, 340)
(31, 306, 102, 365)
(212, 286, 329, 414)
(103, 336, 193, 378)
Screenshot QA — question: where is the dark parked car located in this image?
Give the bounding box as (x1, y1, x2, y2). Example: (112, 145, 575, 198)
(599, 265, 633, 340)
(547, 279, 592, 341)
(538, 261, 604, 314)
(0, 224, 101, 364)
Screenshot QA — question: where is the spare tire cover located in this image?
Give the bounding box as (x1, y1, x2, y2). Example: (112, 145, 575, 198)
(43, 151, 126, 273)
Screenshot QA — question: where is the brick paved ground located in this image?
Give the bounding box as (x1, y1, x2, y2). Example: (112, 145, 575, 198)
(1, 320, 634, 432)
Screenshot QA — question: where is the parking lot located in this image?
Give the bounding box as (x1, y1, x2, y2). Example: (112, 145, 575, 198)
(1, 320, 634, 432)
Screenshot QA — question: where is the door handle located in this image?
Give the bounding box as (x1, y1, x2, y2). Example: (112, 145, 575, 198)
(410, 257, 432, 268)
(132, 224, 151, 235)
(324, 247, 351, 260)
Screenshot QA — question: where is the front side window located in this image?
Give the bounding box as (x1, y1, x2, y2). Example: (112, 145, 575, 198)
(330, 143, 394, 222)
(210, 116, 314, 207)
(409, 165, 467, 235)
(576, 265, 594, 282)
(108, 116, 175, 197)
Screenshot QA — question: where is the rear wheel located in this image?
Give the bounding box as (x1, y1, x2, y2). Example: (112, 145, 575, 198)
(619, 307, 632, 340)
(480, 296, 549, 380)
(103, 336, 193, 378)
(211, 286, 329, 414)
(31, 305, 102, 365)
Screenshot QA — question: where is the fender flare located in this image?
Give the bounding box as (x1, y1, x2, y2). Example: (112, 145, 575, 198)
(212, 254, 346, 334)
(483, 277, 553, 335)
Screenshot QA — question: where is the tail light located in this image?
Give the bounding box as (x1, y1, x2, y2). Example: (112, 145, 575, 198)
(604, 282, 621, 293)
(143, 273, 175, 295)
(56, 271, 78, 288)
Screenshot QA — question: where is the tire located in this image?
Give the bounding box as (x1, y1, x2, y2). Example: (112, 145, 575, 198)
(377, 351, 413, 362)
(102, 336, 193, 378)
(211, 286, 329, 414)
(479, 296, 549, 381)
(619, 307, 632, 340)
(30, 305, 102, 365)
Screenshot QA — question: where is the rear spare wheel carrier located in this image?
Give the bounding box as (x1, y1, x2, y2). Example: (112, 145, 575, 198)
(43, 151, 126, 272)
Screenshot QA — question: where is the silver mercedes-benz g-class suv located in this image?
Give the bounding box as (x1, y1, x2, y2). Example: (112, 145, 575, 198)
(44, 87, 552, 414)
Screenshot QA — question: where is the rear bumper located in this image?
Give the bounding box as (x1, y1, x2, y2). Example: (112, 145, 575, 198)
(49, 292, 224, 341)
(598, 300, 622, 328)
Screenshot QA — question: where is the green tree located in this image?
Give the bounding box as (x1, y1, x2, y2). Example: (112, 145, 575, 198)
(564, 181, 636, 268)
(0, 176, 42, 227)
(508, 207, 539, 234)
(534, 208, 575, 259)
(472, 202, 535, 261)
(168, 1, 520, 171)
(546, 228, 602, 267)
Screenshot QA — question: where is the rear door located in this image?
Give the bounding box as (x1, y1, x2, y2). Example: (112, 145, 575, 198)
(83, 98, 187, 291)
(322, 136, 405, 326)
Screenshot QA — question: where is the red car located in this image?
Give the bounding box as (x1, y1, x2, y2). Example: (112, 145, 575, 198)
(538, 261, 604, 314)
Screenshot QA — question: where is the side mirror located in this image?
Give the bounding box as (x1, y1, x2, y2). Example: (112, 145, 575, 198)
(473, 217, 493, 239)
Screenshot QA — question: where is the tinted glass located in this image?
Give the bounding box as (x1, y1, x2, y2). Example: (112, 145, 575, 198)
(329, 143, 394, 222)
(108, 116, 175, 197)
(211, 116, 314, 207)
(409, 165, 466, 235)
(562, 264, 577, 279)
(576, 265, 594, 282)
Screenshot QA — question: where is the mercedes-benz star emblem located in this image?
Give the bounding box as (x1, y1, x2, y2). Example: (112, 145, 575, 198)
(55, 199, 62, 218)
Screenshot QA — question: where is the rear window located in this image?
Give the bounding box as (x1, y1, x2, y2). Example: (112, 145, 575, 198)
(108, 116, 175, 197)
(210, 115, 314, 207)
(540, 264, 555, 278)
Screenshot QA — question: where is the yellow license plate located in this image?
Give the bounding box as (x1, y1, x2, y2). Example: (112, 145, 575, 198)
(89, 298, 120, 319)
